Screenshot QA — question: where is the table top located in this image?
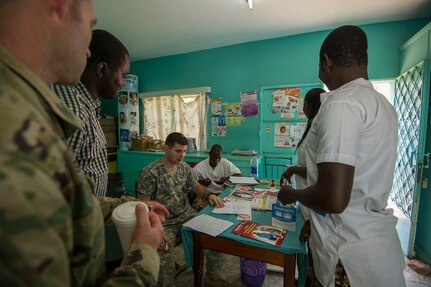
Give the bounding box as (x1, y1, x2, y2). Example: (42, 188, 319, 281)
(181, 187, 307, 268)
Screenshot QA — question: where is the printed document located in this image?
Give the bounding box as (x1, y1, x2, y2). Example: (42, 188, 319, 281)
(212, 201, 252, 215)
(183, 214, 234, 237)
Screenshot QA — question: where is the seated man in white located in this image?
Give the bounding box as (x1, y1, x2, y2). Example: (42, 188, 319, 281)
(193, 144, 242, 194)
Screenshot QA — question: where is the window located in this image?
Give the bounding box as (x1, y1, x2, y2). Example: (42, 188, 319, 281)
(141, 87, 210, 151)
(323, 79, 395, 105)
(372, 80, 395, 105)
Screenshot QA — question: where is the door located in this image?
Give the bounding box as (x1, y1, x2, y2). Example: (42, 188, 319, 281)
(391, 60, 429, 257)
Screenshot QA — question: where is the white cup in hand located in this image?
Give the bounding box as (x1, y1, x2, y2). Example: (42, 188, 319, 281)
(112, 201, 149, 253)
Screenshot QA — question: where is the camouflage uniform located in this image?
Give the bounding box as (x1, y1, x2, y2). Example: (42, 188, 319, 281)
(0, 45, 160, 286)
(137, 159, 224, 287)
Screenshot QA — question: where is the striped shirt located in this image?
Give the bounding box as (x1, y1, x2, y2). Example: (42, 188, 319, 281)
(51, 82, 108, 196)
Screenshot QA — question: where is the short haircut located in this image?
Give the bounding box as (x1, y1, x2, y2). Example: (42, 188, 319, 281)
(210, 144, 223, 153)
(165, 132, 188, 147)
(320, 25, 368, 68)
(87, 29, 130, 71)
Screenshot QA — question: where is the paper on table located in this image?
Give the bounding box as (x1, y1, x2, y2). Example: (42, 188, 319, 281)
(229, 176, 259, 185)
(183, 214, 234, 237)
(212, 201, 251, 215)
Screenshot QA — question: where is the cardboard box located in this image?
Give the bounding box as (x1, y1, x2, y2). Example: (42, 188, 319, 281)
(105, 132, 117, 148)
(132, 138, 148, 151)
(271, 203, 297, 231)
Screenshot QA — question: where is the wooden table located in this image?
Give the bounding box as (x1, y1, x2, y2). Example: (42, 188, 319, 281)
(193, 232, 297, 287)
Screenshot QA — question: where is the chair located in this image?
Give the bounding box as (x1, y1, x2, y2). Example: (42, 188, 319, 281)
(106, 172, 126, 198)
(264, 156, 293, 180)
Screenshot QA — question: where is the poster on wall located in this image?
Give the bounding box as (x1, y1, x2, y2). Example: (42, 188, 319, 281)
(225, 103, 242, 117)
(212, 126, 226, 137)
(273, 122, 306, 148)
(211, 115, 226, 127)
(226, 117, 242, 126)
(272, 87, 301, 119)
(274, 122, 290, 148)
(118, 74, 139, 151)
(241, 91, 258, 116)
(211, 98, 222, 115)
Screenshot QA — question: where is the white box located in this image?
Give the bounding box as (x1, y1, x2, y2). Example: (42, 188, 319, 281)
(271, 203, 297, 232)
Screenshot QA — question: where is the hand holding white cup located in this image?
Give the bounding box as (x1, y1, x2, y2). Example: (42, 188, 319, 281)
(112, 202, 164, 252)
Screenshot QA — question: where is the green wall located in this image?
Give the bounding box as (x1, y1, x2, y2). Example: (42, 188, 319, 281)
(104, 18, 428, 153)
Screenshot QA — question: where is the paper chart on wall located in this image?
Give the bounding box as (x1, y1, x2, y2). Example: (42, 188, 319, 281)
(274, 122, 306, 148)
(118, 74, 139, 151)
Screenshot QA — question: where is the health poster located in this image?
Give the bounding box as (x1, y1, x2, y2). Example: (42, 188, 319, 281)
(241, 91, 258, 116)
(118, 74, 139, 151)
(212, 126, 226, 137)
(272, 87, 301, 115)
(274, 123, 290, 148)
(210, 98, 222, 115)
(225, 103, 242, 117)
(227, 117, 242, 126)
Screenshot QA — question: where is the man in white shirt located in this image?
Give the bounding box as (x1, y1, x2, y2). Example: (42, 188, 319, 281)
(194, 144, 241, 194)
(278, 25, 406, 287)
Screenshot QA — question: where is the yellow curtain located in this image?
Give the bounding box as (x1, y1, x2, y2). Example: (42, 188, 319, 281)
(142, 93, 208, 151)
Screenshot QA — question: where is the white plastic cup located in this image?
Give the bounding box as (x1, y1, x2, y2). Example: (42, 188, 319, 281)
(111, 201, 149, 253)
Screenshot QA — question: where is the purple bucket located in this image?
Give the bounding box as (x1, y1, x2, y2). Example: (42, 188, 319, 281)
(240, 257, 266, 287)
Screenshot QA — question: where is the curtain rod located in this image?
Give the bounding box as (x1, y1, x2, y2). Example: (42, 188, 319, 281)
(139, 86, 211, 98)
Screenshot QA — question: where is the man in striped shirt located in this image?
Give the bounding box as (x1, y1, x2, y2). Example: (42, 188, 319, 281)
(52, 29, 130, 196)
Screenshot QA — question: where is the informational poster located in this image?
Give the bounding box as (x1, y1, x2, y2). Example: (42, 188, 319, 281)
(212, 126, 226, 137)
(118, 74, 139, 151)
(274, 122, 306, 148)
(225, 103, 242, 117)
(211, 115, 226, 127)
(272, 88, 302, 119)
(241, 91, 258, 116)
(210, 98, 222, 115)
(274, 122, 290, 148)
(227, 117, 242, 126)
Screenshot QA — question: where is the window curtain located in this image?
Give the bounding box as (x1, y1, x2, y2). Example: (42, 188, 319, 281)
(142, 93, 209, 151)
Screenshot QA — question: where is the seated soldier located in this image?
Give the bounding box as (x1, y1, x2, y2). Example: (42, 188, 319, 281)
(137, 132, 232, 287)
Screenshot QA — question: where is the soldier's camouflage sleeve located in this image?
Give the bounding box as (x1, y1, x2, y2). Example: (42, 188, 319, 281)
(0, 48, 160, 287)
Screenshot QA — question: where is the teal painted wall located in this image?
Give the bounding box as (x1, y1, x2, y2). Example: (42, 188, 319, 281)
(104, 18, 429, 153)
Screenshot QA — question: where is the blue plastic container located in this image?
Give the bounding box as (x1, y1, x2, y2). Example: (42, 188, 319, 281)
(240, 257, 266, 287)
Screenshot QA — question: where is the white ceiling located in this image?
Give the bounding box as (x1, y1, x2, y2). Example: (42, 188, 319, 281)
(94, 0, 431, 61)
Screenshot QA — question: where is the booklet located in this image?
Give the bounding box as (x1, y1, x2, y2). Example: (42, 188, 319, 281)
(225, 186, 278, 210)
(232, 221, 287, 246)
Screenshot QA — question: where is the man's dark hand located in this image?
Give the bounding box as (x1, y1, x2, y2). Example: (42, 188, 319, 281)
(299, 220, 311, 242)
(277, 184, 296, 205)
(199, 178, 211, 186)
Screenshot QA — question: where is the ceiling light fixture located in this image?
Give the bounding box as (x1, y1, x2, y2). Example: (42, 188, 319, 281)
(247, 0, 253, 10)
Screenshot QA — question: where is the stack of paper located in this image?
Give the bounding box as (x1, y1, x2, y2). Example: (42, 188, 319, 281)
(228, 176, 259, 185)
(183, 214, 233, 237)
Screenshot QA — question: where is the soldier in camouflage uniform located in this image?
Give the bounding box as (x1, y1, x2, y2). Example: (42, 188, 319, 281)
(0, 0, 165, 286)
(137, 133, 230, 287)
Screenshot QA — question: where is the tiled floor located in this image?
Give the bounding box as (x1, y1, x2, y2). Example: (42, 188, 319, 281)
(173, 247, 431, 286)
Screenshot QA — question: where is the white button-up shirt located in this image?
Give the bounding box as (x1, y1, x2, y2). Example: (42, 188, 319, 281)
(193, 158, 241, 193)
(304, 78, 406, 287)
